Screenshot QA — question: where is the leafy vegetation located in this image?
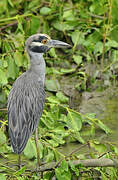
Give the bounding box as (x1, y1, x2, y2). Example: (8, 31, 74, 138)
(0, 0, 118, 179)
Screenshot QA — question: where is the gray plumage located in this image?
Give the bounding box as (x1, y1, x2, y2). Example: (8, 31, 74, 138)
(8, 33, 71, 154)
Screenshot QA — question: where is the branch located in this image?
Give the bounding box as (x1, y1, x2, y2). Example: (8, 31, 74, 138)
(31, 158, 117, 172)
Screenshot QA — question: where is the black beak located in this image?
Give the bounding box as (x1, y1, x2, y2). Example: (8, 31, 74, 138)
(47, 39, 72, 48)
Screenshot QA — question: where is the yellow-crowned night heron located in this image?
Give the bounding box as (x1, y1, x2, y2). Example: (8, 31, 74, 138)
(8, 33, 71, 167)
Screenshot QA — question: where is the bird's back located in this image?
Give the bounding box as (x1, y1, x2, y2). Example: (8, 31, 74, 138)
(8, 71, 45, 154)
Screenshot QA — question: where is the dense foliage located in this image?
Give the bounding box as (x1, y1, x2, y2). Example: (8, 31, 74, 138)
(0, 0, 118, 179)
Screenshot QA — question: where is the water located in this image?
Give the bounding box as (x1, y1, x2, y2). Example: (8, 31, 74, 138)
(58, 96, 118, 155)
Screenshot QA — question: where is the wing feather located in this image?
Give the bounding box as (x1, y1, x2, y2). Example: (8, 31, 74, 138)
(8, 73, 45, 154)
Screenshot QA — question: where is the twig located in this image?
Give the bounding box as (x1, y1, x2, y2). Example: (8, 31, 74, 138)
(98, 151, 111, 159)
(0, 108, 7, 111)
(0, 21, 18, 32)
(68, 143, 88, 157)
(87, 12, 106, 19)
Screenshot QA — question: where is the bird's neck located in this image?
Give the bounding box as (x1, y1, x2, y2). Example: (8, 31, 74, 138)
(28, 52, 46, 84)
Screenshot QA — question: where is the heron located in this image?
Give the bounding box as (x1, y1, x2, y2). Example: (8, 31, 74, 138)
(7, 33, 71, 168)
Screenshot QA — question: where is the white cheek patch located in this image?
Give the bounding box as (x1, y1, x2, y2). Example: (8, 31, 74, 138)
(31, 42, 42, 46)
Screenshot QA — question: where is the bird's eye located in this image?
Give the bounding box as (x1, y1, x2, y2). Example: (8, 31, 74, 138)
(41, 39, 47, 44)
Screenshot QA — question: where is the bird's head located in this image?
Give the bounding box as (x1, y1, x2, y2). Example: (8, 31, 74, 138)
(25, 33, 71, 53)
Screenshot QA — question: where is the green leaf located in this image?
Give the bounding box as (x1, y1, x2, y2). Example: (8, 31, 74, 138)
(14, 50, 23, 67)
(24, 139, 36, 159)
(45, 79, 60, 92)
(8, 58, 19, 79)
(100, 171, 108, 180)
(39, 142, 43, 159)
(0, 129, 6, 144)
(55, 165, 71, 180)
(17, 16, 24, 34)
(0, 69, 8, 85)
(73, 55, 82, 65)
(60, 68, 75, 74)
(15, 166, 26, 176)
(56, 92, 69, 103)
(61, 160, 68, 172)
(110, 145, 118, 156)
(47, 96, 60, 104)
(97, 120, 111, 134)
(69, 160, 79, 176)
(30, 16, 40, 34)
(90, 141, 107, 153)
(49, 48, 57, 58)
(72, 131, 85, 144)
(45, 149, 54, 163)
(94, 41, 103, 55)
(40, 7, 51, 15)
(41, 115, 55, 129)
(43, 171, 54, 179)
(8, 0, 14, 7)
(63, 10, 75, 21)
(52, 21, 74, 31)
(0, 174, 6, 180)
(47, 139, 59, 147)
(67, 110, 82, 131)
(71, 30, 84, 45)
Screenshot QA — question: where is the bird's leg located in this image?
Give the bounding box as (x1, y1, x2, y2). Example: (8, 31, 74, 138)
(18, 154, 21, 169)
(35, 127, 41, 166)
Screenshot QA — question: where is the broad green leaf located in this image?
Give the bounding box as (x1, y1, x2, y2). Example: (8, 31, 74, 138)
(47, 139, 59, 147)
(94, 41, 103, 55)
(61, 160, 68, 172)
(30, 16, 40, 34)
(55, 164, 71, 180)
(49, 48, 57, 58)
(0, 129, 9, 153)
(110, 145, 118, 156)
(40, 7, 51, 15)
(67, 111, 82, 131)
(0, 69, 8, 85)
(45, 79, 60, 92)
(8, 58, 19, 79)
(52, 21, 74, 31)
(43, 171, 54, 179)
(73, 55, 82, 65)
(24, 139, 36, 159)
(14, 50, 23, 67)
(47, 96, 60, 104)
(56, 92, 69, 103)
(0, 130, 6, 144)
(71, 30, 84, 45)
(97, 120, 111, 134)
(72, 131, 85, 144)
(0, 90, 7, 104)
(45, 149, 54, 163)
(69, 160, 79, 176)
(110, 25, 118, 42)
(106, 40, 118, 48)
(41, 116, 54, 129)
(63, 10, 75, 21)
(90, 141, 107, 153)
(89, 1, 107, 14)
(0, 174, 6, 180)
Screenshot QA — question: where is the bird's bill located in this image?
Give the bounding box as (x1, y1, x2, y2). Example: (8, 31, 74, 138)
(47, 39, 71, 48)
